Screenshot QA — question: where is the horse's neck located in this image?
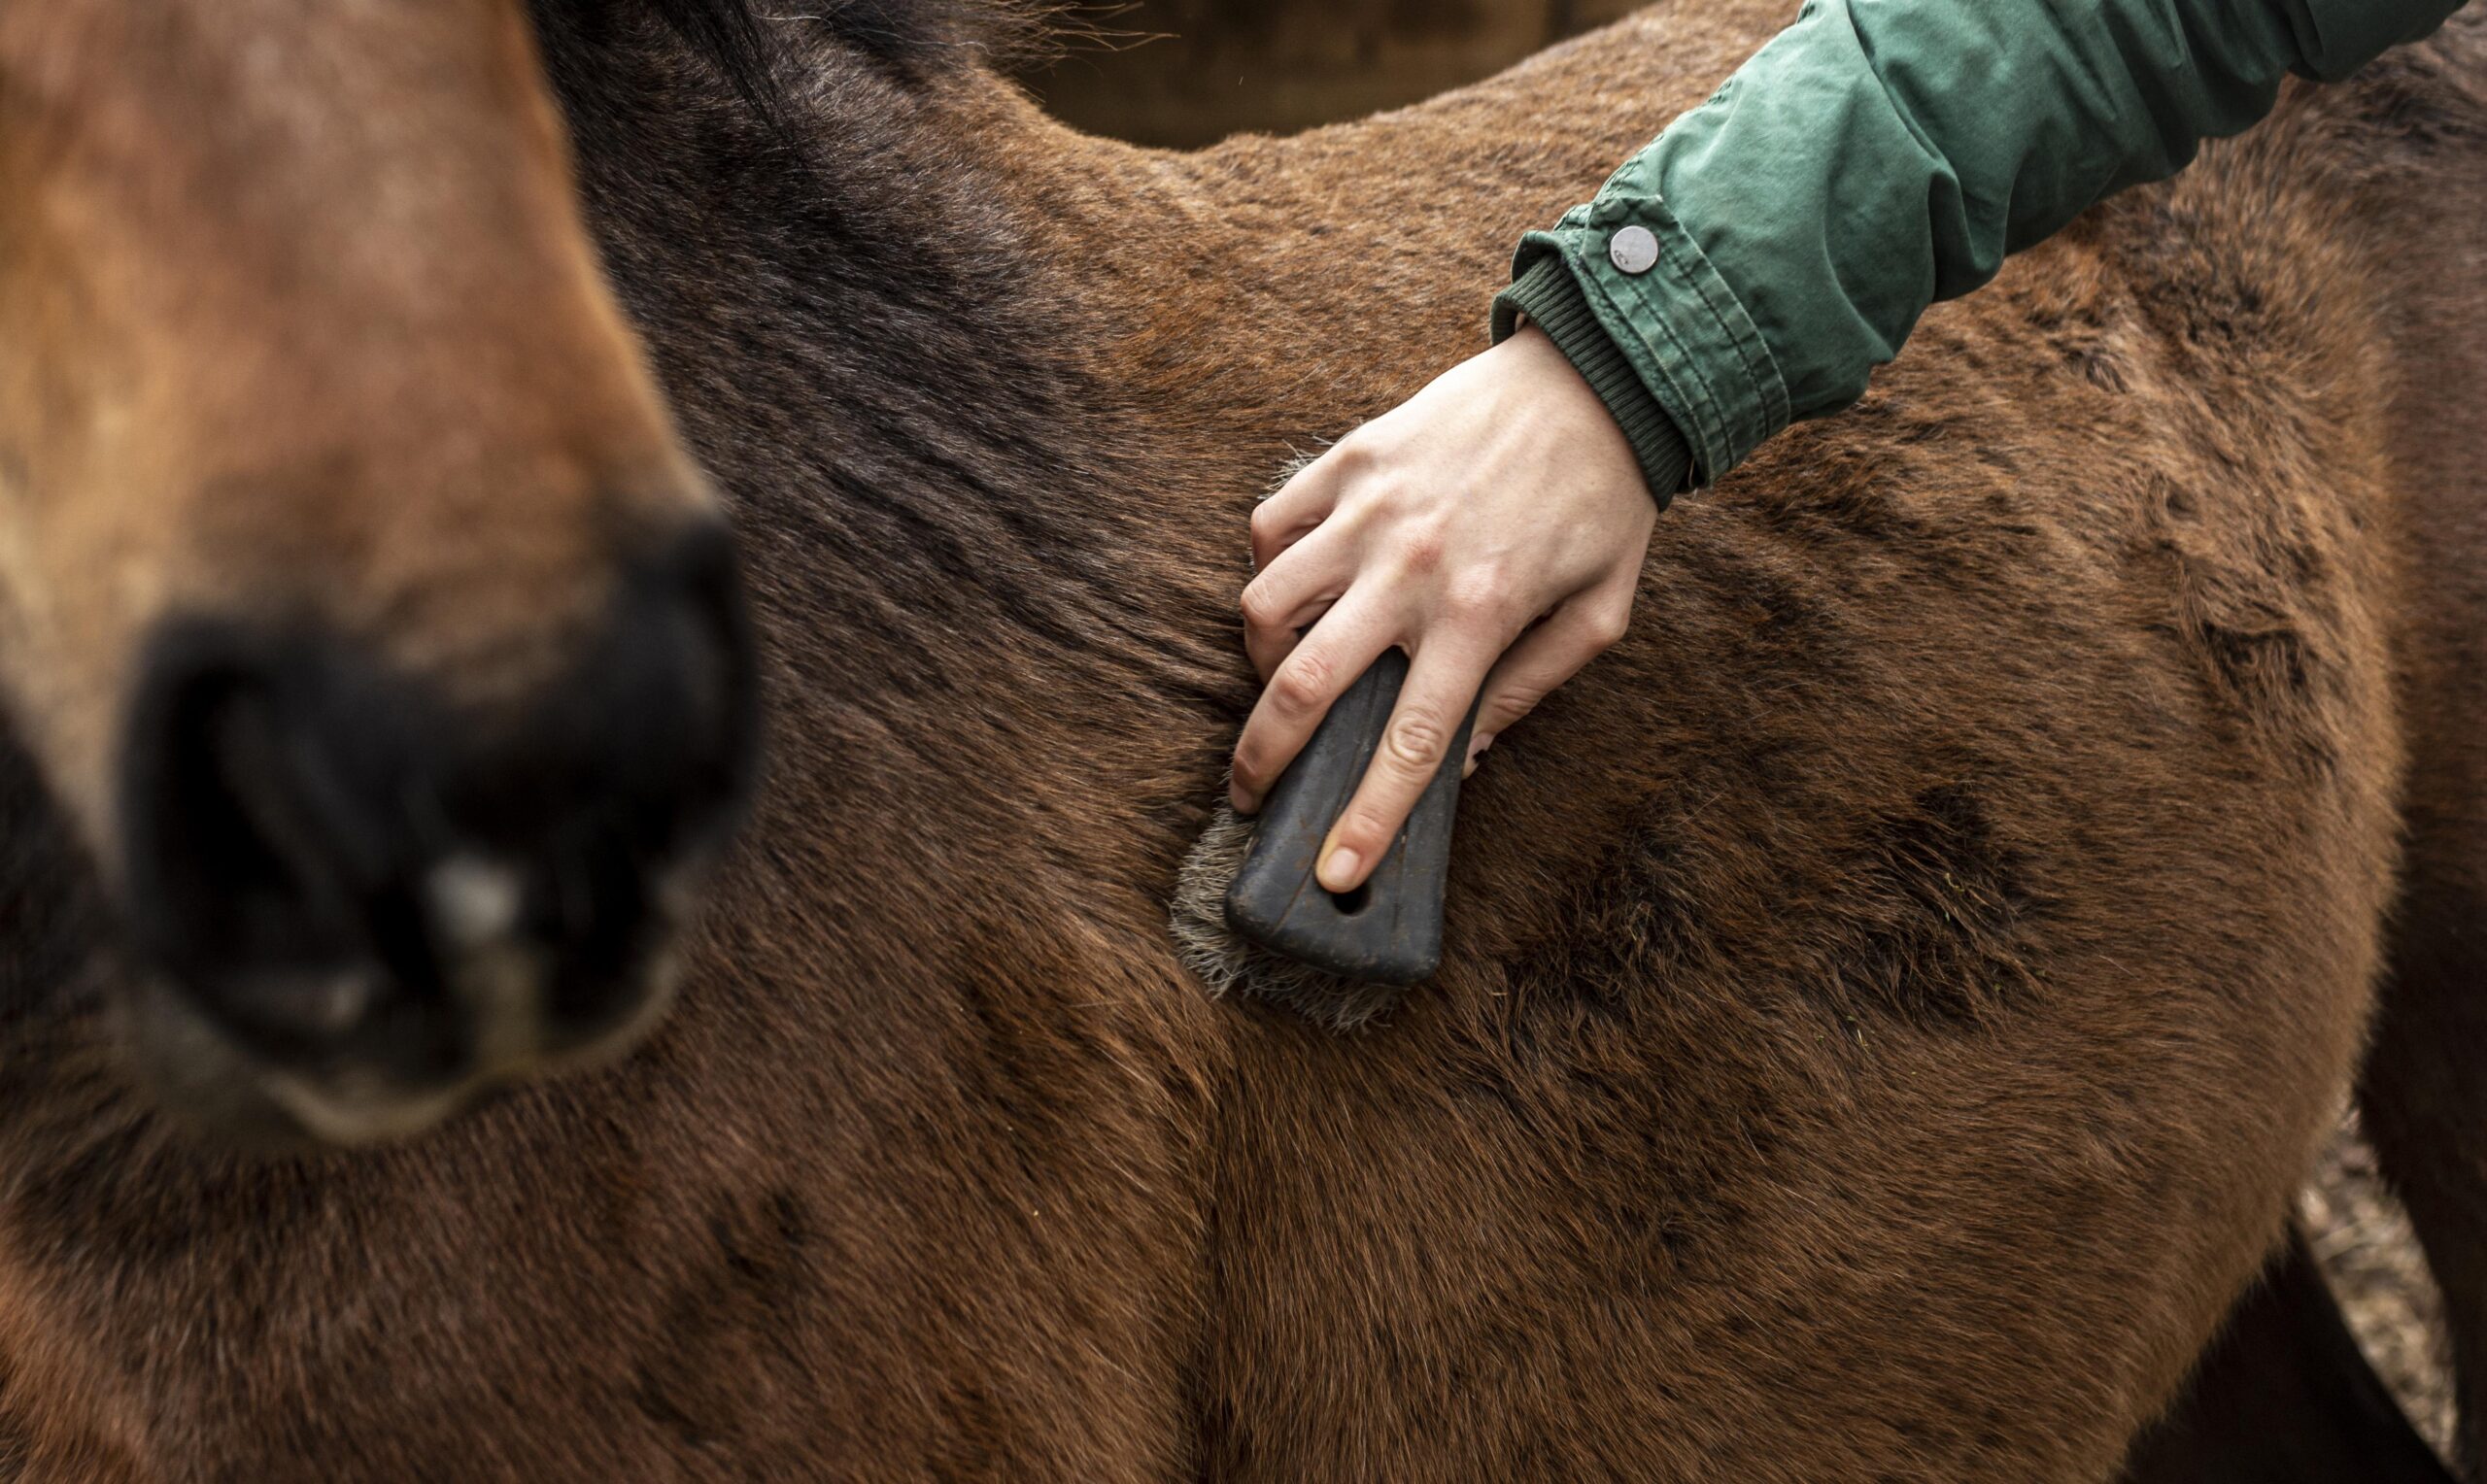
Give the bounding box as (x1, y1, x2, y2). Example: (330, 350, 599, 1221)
(544, 49, 1267, 952)
(529, 3, 1778, 942)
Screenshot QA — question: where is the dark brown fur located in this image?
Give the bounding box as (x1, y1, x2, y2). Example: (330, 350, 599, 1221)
(0, 1, 2481, 1478)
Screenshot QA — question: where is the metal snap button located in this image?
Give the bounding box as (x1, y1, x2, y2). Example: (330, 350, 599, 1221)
(1609, 224, 1660, 276)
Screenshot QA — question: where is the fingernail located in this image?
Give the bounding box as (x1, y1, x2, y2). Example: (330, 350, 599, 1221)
(1318, 847, 1361, 893)
(1465, 732, 1497, 767)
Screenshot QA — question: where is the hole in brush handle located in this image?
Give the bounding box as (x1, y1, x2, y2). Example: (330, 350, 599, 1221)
(1223, 650, 1476, 988)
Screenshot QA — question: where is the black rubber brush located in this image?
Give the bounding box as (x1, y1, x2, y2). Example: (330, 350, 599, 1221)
(1223, 651, 1477, 986)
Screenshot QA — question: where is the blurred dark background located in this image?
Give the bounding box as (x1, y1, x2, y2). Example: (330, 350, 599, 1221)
(1026, 0, 1646, 145)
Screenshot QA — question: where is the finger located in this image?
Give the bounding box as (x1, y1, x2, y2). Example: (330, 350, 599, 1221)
(1249, 443, 1351, 570)
(1239, 523, 1355, 681)
(1315, 630, 1501, 894)
(1230, 591, 1395, 815)
(1465, 595, 1632, 759)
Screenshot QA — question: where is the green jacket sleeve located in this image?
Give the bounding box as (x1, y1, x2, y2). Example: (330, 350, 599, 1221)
(1494, 0, 2468, 494)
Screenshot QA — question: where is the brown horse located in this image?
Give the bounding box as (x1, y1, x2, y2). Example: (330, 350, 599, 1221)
(0, 0, 2481, 1478)
(0, 0, 758, 1148)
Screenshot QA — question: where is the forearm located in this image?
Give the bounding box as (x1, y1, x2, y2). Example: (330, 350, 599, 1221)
(1498, 0, 2470, 488)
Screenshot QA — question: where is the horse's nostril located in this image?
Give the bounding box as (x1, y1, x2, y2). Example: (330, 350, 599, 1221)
(119, 624, 446, 1064)
(113, 523, 756, 1138)
(553, 520, 759, 863)
(482, 522, 756, 1044)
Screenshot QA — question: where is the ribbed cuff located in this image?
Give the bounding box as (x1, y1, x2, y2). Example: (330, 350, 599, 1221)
(1494, 257, 1690, 511)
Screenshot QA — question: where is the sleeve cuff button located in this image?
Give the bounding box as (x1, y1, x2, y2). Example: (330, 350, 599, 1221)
(1609, 225, 1660, 276)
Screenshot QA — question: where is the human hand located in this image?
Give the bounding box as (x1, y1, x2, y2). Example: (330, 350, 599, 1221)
(1231, 323, 1658, 894)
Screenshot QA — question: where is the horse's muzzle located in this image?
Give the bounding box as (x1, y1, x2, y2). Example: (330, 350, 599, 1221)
(112, 523, 758, 1147)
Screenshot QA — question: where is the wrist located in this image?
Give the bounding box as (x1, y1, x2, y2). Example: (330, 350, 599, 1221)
(1494, 256, 1691, 509)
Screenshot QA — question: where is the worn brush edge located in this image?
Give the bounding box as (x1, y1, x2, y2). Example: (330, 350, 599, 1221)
(1171, 794, 1410, 1030)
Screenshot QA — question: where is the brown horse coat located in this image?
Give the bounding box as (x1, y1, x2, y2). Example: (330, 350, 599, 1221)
(0, 1, 2481, 1478)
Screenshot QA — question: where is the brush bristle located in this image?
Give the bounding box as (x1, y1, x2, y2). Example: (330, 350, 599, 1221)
(1169, 795, 1413, 1031)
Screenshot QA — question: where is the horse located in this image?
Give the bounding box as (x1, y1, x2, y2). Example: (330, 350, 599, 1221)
(0, 0, 760, 1148)
(0, 0, 2480, 1477)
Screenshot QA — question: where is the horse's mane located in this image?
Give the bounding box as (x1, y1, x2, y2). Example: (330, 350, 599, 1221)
(635, 0, 1056, 91)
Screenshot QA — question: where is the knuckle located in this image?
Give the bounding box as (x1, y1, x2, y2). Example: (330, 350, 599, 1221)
(1398, 524, 1448, 577)
(1443, 569, 1512, 624)
(1384, 709, 1448, 769)
(1247, 502, 1282, 545)
(1239, 580, 1284, 631)
(1333, 479, 1390, 528)
(1487, 683, 1547, 725)
(1271, 652, 1333, 715)
(1329, 433, 1381, 477)
(1376, 479, 1433, 522)
(1584, 605, 1632, 648)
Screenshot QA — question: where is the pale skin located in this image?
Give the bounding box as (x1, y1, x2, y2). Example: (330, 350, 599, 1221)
(1232, 322, 1657, 893)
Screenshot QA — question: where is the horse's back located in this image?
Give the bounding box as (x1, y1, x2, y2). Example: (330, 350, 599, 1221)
(1180, 13, 2487, 1481)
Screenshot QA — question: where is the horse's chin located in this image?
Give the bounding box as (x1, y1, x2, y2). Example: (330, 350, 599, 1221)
(110, 960, 679, 1154)
(111, 981, 475, 1154)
